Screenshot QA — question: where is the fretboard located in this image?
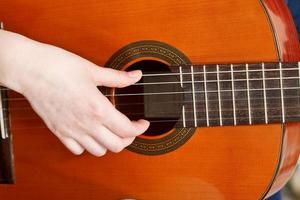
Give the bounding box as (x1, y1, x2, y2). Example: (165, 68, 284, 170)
(173, 62, 300, 128)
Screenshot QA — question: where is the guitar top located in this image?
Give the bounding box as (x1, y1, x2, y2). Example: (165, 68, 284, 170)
(0, 0, 300, 199)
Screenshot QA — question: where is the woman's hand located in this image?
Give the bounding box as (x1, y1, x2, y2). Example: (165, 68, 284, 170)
(0, 30, 150, 156)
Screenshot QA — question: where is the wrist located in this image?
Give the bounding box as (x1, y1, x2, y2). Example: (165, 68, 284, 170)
(0, 30, 38, 93)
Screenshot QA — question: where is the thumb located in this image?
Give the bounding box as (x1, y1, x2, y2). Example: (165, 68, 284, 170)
(90, 66, 142, 88)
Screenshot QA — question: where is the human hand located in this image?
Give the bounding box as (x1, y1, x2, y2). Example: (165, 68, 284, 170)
(0, 30, 150, 156)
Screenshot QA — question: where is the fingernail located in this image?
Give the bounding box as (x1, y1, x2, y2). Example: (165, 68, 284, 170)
(140, 119, 150, 128)
(128, 70, 142, 78)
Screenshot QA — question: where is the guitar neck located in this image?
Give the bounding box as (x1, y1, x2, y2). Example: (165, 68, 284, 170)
(173, 62, 300, 128)
(1, 62, 300, 131)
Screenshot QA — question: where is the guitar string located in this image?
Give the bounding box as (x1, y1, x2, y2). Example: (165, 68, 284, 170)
(141, 66, 300, 77)
(2, 93, 300, 114)
(1, 76, 299, 91)
(2, 93, 300, 111)
(0, 68, 299, 91)
(1, 66, 300, 128)
(3, 104, 299, 121)
(2, 65, 299, 132)
(2, 86, 300, 101)
(5, 112, 300, 132)
(1, 89, 300, 123)
(132, 76, 299, 86)
(3, 94, 299, 129)
(0, 65, 299, 92)
(3, 101, 300, 120)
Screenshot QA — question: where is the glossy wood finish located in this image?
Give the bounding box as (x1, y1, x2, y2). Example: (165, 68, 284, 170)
(266, 123, 300, 198)
(263, 0, 300, 62)
(0, 0, 299, 199)
(263, 0, 300, 198)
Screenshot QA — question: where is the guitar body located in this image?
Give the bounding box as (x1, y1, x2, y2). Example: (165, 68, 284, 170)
(0, 0, 300, 199)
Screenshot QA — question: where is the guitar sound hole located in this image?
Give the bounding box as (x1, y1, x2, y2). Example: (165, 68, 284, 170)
(115, 60, 183, 137)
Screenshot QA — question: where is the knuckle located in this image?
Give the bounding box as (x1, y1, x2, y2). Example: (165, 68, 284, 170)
(50, 124, 68, 138)
(48, 123, 59, 135)
(115, 125, 135, 138)
(79, 134, 90, 142)
(120, 128, 139, 138)
(124, 137, 135, 146)
(116, 70, 124, 79)
(89, 101, 105, 119)
(117, 130, 130, 138)
(116, 71, 127, 86)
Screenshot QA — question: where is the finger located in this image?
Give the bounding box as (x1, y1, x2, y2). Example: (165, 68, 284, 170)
(123, 137, 136, 147)
(89, 125, 136, 153)
(73, 134, 107, 157)
(57, 135, 84, 155)
(104, 108, 150, 138)
(95, 94, 150, 138)
(90, 66, 142, 88)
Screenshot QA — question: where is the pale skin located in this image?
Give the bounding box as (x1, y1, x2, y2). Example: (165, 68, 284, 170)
(0, 30, 150, 156)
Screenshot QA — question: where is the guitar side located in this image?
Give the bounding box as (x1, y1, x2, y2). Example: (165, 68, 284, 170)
(263, 0, 300, 198)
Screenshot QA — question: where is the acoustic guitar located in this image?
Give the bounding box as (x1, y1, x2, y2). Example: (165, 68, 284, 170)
(0, 0, 300, 199)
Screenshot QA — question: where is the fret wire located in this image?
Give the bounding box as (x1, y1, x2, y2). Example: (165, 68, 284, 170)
(246, 64, 252, 124)
(179, 66, 186, 127)
(179, 66, 183, 88)
(182, 105, 186, 127)
(279, 62, 285, 123)
(262, 63, 268, 124)
(231, 64, 237, 125)
(203, 65, 209, 126)
(191, 65, 197, 127)
(217, 65, 223, 126)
